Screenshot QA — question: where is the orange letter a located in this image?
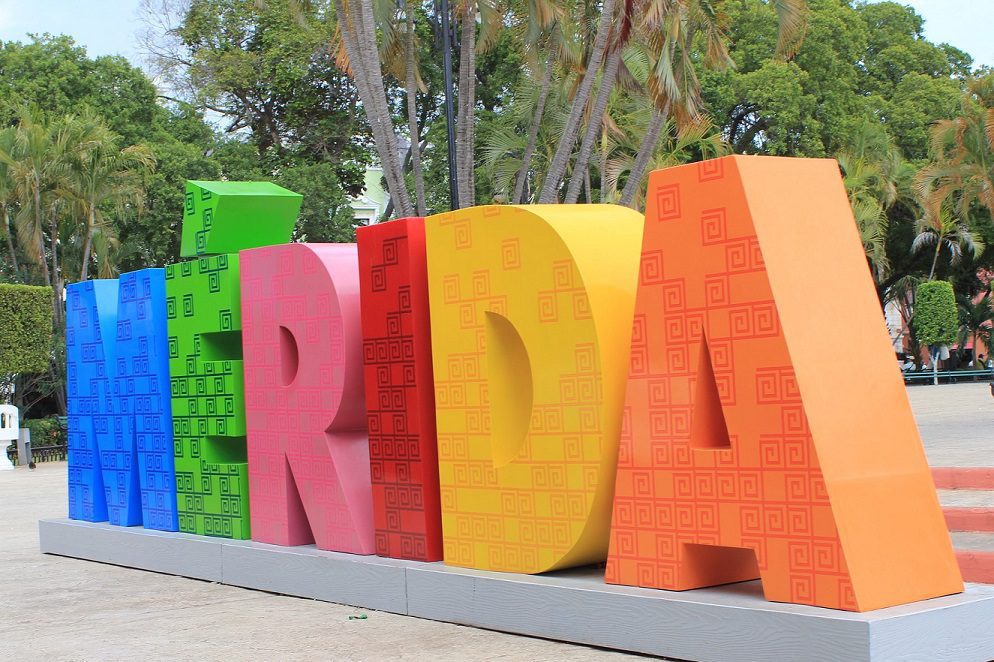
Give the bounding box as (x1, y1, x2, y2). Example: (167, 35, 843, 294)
(606, 156, 962, 611)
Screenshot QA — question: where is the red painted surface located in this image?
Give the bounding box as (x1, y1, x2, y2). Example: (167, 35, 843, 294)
(932, 467, 994, 490)
(944, 507, 994, 532)
(356, 218, 443, 562)
(956, 551, 994, 584)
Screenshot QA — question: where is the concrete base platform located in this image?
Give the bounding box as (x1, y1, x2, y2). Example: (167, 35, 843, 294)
(40, 518, 994, 662)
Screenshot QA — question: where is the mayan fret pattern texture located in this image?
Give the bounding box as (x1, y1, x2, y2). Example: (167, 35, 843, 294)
(181, 181, 302, 258)
(115, 269, 178, 531)
(606, 155, 962, 611)
(357, 218, 443, 562)
(67, 280, 120, 523)
(166, 255, 250, 538)
(242, 243, 375, 553)
(424, 205, 642, 573)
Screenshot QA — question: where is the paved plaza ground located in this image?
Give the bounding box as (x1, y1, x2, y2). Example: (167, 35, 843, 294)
(1, 382, 991, 660)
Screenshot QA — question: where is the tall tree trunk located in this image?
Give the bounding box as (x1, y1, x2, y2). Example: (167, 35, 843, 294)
(583, 165, 592, 204)
(564, 48, 621, 204)
(538, 0, 617, 203)
(33, 188, 51, 287)
(928, 238, 942, 280)
(456, 1, 477, 208)
(79, 206, 94, 282)
(2, 203, 18, 275)
(334, 0, 414, 218)
(513, 53, 555, 204)
(599, 128, 608, 202)
(405, 0, 426, 216)
(358, 0, 414, 217)
(50, 212, 62, 326)
(620, 105, 669, 208)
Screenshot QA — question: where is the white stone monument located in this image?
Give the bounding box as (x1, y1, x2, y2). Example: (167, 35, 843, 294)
(0, 404, 19, 470)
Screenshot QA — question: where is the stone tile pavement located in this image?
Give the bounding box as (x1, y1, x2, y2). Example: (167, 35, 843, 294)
(0, 465, 633, 661)
(1, 382, 989, 660)
(908, 382, 994, 468)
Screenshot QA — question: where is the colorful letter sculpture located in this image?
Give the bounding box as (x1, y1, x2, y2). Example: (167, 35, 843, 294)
(425, 205, 643, 573)
(166, 256, 250, 537)
(67, 280, 118, 522)
(181, 180, 303, 257)
(63, 169, 966, 615)
(605, 155, 962, 611)
(241, 243, 375, 553)
(68, 274, 178, 529)
(357, 218, 443, 561)
(167, 181, 301, 539)
(115, 269, 178, 531)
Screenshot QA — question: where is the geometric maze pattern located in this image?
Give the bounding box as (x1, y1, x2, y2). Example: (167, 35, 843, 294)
(181, 180, 302, 258)
(115, 268, 178, 531)
(66, 280, 118, 523)
(606, 155, 961, 611)
(357, 218, 443, 562)
(165, 255, 250, 539)
(241, 243, 375, 554)
(424, 205, 642, 573)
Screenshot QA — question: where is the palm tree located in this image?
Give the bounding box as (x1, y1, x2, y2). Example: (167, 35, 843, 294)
(378, 0, 428, 215)
(330, 0, 414, 217)
(59, 111, 156, 281)
(403, 0, 426, 215)
(455, 0, 477, 207)
(604, 112, 725, 207)
(912, 206, 984, 281)
(917, 75, 994, 228)
(0, 127, 20, 277)
(837, 121, 915, 282)
(510, 0, 564, 203)
(958, 293, 994, 367)
(537, 0, 620, 202)
(0, 109, 65, 322)
(617, 0, 807, 208)
(562, 43, 625, 204)
(513, 53, 556, 203)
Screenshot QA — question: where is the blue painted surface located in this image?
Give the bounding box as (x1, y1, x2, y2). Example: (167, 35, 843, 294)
(66, 279, 119, 522)
(115, 269, 179, 531)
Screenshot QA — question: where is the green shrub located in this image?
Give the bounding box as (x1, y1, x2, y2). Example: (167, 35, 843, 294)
(914, 281, 959, 346)
(0, 284, 53, 374)
(23, 417, 67, 447)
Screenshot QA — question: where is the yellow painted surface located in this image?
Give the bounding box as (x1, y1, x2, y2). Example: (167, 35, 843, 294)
(424, 205, 643, 573)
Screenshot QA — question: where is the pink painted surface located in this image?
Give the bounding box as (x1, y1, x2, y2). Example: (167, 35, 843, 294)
(241, 243, 375, 553)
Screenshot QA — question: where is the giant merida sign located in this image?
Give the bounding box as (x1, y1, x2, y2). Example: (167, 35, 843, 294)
(64, 156, 962, 616)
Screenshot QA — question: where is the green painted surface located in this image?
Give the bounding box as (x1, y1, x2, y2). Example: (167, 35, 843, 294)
(165, 254, 250, 539)
(180, 180, 302, 258)
(168, 178, 302, 539)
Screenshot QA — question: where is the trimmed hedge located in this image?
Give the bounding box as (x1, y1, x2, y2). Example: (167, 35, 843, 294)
(914, 280, 958, 346)
(0, 283, 53, 374)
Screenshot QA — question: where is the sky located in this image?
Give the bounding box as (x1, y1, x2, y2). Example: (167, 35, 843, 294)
(0, 0, 991, 71)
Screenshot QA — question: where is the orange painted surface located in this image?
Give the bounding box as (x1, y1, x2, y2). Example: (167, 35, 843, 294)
(933, 467, 994, 490)
(606, 155, 963, 611)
